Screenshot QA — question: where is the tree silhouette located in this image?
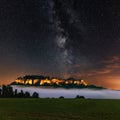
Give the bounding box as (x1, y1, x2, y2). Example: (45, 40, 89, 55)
(2, 85, 13, 97)
(25, 91, 30, 98)
(32, 92, 39, 98)
(0, 88, 2, 96)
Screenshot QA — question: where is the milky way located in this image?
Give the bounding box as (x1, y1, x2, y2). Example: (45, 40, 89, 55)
(49, 0, 89, 78)
(50, 0, 73, 77)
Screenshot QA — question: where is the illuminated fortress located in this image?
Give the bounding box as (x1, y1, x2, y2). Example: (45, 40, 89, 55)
(14, 75, 88, 87)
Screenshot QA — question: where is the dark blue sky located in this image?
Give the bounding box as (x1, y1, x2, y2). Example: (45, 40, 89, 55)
(0, 0, 120, 89)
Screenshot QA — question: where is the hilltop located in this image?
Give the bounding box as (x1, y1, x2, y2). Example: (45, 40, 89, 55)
(11, 75, 105, 89)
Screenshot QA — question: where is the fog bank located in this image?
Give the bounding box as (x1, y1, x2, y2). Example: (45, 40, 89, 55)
(12, 85, 120, 99)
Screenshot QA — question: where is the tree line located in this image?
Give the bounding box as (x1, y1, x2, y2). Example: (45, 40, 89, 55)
(0, 85, 39, 98)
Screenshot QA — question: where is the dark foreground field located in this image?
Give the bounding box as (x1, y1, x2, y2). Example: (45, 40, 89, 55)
(0, 98, 120, 120)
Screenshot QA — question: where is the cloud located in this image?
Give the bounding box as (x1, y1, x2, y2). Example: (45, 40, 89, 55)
(12, 85, 120, 99)
(100, 56, 120, 73)
(106, 64, 120, 69)
(87, 56, 120, 76)
(73, 69, 111, 78)
(101, 56, 120, 64)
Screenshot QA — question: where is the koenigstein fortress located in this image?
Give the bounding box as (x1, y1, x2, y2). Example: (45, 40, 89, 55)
(12, 75, 87, 87)
(11, 75, 104, 89)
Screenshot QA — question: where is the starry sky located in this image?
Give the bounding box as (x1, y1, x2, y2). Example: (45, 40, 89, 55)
(0, 0, 120, 89)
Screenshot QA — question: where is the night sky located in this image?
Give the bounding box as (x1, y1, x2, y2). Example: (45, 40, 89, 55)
(0, 0, 120, 89)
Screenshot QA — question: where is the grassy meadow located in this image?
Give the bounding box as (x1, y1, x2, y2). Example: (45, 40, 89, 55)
(0, 98, 120, 120)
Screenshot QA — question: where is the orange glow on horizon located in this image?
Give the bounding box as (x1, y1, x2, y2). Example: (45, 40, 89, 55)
(0, 74, 120, 90)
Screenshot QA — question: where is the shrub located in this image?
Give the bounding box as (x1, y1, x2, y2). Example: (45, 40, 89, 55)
(76, 95, 85, 99)
(59, 96, 64, 99)
(32, 92, 39, 98)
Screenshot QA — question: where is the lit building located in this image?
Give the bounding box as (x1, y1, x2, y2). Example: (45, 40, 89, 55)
(40, 79, 51, 85)
(51, 78, 63, 85)
(15, 79, 24, 84)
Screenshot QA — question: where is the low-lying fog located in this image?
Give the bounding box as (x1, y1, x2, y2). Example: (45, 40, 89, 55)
(12, 85, 120, 99)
